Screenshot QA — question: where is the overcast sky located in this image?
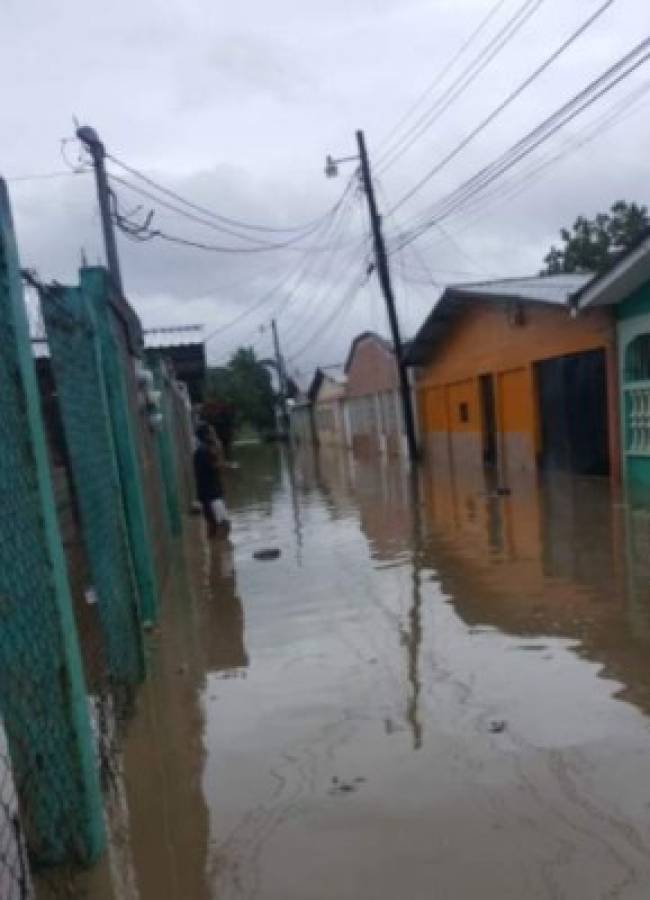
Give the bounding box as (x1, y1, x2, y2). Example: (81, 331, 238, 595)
(3, 0, 650, 378)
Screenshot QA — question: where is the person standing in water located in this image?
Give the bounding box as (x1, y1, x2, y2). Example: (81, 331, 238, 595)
(194, 423, 229, 537)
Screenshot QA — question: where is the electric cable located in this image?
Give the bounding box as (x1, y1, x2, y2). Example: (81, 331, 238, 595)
(107, 152, 346, 235)
(392, 36, 650, 252)
(376, 0, 546, 174)
(388, 0, 615, 212)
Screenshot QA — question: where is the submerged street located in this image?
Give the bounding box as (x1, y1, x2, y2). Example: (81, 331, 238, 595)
(88, 443, 650, 900)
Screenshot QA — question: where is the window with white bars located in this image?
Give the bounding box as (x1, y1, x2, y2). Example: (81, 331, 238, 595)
(626, 384, 650, 456)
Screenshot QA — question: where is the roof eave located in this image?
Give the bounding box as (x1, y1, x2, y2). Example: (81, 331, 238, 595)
(574, 235, 650, 309)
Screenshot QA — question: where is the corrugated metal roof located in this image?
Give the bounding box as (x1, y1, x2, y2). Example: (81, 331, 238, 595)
(405, 272, 594, 366)
(448, 273, 592, 305)
(144, 326, 204, 349)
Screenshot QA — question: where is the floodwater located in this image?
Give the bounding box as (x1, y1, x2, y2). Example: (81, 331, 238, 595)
(87, 443, 650, 900)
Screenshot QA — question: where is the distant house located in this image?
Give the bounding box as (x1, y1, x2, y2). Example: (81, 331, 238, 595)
(344, 331, 406, 457)
(287, 371, 316, 446)
(405, 274, 619, 481)
(144, 326, 206, 404)
(572, 232, 650, 494)
(311, 367, 347, 448)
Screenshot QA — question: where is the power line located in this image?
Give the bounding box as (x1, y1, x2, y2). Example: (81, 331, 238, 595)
(376, 0, 546, 174)
(203, 180, 358, 345)
(4, 170, 91, 183)
(212, 184, 361, 349)
(108, 172, 291, 247)
(108, 171, 345, 251)
(277, 195, 369, 344)
(388, 0, 615, 213)
(107, 151, 344, 235)
(375, 0, 509, 158)
(392, 36, 650, 253)
(428, 75, 650, 242)
(287, 266, 367, 362)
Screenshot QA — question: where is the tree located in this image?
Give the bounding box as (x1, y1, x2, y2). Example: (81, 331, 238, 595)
(542, 201, 650, 275)
(205, 347, 276, 434)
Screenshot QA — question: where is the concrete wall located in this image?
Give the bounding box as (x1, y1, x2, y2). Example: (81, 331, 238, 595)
(313, 377, 346, 447)
(415, 300, 619, 482)
(346, 336, 404, 458)
(346, 336, 397, 398)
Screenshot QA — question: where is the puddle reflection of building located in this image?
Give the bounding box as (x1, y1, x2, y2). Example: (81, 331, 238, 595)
(226, 443, 282, 515)
(114, 541, 213, 900)
(419, 459, 650, 716)
(205, 540, 249, 675)
(319, 453, 423, 750)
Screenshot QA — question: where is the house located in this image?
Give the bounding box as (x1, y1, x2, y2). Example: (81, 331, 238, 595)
(287, 371, 316, 446)
(572, 231, 650, 494)
(344, 331, 406, 457)
(311, 367, 347, 448)
(144, 326, 207, 404)
(405, 274, 619, 481)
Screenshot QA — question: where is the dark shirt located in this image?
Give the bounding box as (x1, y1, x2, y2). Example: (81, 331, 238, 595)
(194, 444, 223, 501)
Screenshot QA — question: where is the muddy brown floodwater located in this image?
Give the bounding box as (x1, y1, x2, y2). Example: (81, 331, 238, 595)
(84, 443, 650, 900)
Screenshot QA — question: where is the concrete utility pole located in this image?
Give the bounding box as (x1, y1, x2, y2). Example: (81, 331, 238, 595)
(355, 130, 418, 463)
(76, 125, 124, 295)
(271, 318, 289, 432)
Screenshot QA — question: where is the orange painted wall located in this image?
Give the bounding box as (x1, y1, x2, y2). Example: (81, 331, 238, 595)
(415, 300, 620, 479)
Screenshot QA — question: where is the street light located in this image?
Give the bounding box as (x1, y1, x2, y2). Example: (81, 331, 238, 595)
(324, 153, 359, 179)
(322, 132, 419, 463)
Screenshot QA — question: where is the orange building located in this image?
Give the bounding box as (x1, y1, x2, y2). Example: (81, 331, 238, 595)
(406, 275, 620, 482)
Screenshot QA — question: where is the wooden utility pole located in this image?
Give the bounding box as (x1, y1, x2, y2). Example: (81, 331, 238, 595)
(271, 318, 289, 432)
(76, 125, 124, 295)
(355, 129, 418, 463)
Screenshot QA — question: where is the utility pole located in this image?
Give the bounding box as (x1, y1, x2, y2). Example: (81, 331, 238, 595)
(76, 125, 124, 296)
(271, 318, 289, 433)
(355, 130, 418, 463)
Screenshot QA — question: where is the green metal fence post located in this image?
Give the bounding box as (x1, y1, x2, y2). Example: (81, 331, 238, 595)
(0, 180, 104, 864)
(82, 267, 159, 625)
(149, 357, 183, 537)
(42, 282, 145, 688)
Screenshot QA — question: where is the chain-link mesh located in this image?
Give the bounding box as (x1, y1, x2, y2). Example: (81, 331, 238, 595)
(148, 357, 183, 536)
(41, 286, 144, 703)
(0, 736, 32, 900)
(0, 174, 197, 894)
(114, 315, 174, 590)
(165, 374, 196, 513)
(0, 182, 104, 884)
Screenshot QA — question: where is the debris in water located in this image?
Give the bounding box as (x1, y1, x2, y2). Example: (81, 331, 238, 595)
(253, 548, 281, 561)
(488, 720, 507, 734)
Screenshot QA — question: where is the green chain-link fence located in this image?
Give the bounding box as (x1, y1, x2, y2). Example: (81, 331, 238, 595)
(0, 181, 105, 890)
(0, 178, 197, 896)
(42, 283, 145, 700)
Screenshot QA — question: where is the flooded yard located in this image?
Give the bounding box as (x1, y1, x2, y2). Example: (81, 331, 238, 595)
(91, 443, 650, 899)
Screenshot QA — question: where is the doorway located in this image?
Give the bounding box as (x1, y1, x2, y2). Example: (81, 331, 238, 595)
(536, 349, 609, 476)
(479, 374, 497, 467)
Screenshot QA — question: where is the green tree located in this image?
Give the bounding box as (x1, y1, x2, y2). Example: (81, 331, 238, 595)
(542, 201, 649, 275)
(205, 347, 276, 434)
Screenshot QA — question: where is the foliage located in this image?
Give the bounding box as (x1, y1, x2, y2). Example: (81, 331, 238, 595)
(542, 201, 650, 275)
(205, 347, 276, 433)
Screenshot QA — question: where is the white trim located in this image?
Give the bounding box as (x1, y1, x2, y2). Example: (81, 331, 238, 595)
(578, 236, 650, 309)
